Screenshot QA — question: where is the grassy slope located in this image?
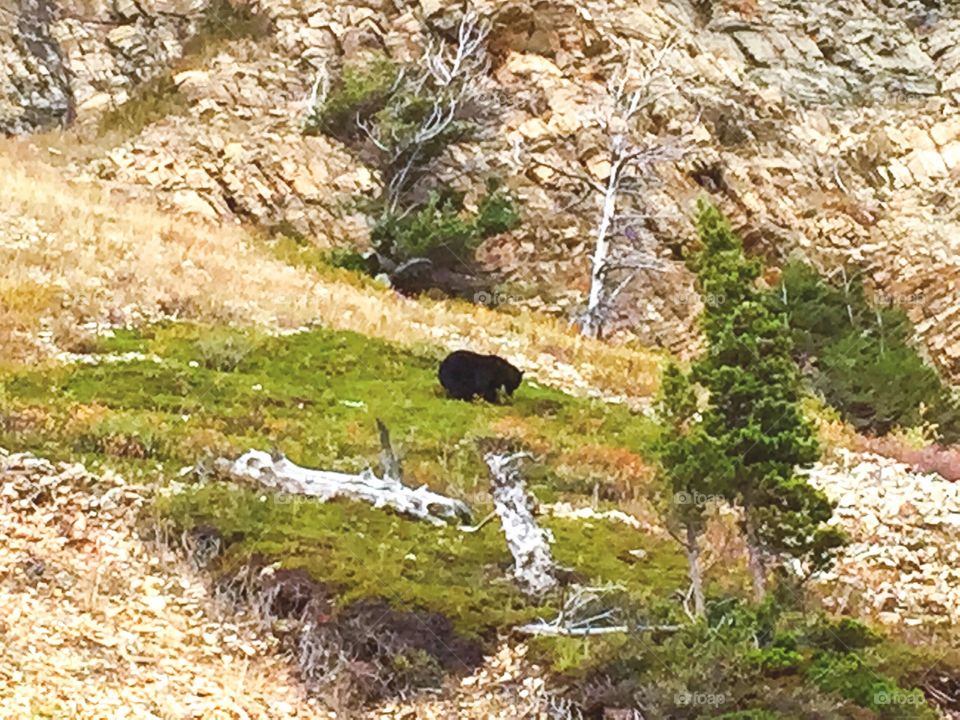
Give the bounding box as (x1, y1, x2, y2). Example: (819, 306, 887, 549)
(0, 323, 685, 636)
(1, 322, 950, 719)
(0, 146, 950, 717)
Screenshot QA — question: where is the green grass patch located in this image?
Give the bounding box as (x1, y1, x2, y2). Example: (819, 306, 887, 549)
(97, 74, 189, 139)
(154, 482, 685, 636)
(0, 323, 660, 497)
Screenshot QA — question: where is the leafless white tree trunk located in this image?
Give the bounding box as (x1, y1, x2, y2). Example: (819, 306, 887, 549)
(744, 515, 768, 602)
(212, 431, 472, 526)
(684, 523, 706, 617)
(483, 451, 558, 596)
(527, 40, 694, 339)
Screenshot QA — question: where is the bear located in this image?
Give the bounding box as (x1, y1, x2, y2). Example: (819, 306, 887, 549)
(438, 350, 523, 403)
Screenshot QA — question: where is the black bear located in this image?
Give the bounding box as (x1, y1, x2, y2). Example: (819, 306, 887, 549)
(438, 350, 523, 403)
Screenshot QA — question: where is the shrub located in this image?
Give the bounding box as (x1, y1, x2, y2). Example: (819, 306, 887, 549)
(306, 53, 398, 138)
(181, 0, 273, 57)
(809, 652, 936, 720)
(370, 85, 471, 167)
(474, 178, 522, 236)
(371, 183, 519, 268)
(805, 617, 880, 653)
(325, 247, 370, 274)
(194, 328, 263, 372)
(747, 646, 803, 676)
(74, 413, 169, 459)
(303, 14, 515, 292)
(774, 261, 960, 441)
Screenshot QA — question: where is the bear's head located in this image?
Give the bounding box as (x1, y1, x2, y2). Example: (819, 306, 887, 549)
(501, 363, 523, 395)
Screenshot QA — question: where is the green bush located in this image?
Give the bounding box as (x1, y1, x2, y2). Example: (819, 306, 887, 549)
(194, 328, 263, 372)
(474, 178, 522, 236)
(325, 247, 369, 273)
(747, 646, 803, 676)
(809, 652, 936, 720)
(303, 22, 520, 291)
(805, 616, 881, 653)
(372, 86, 470, 166)
(371, 183, 519, 268)
(306, 53, 398, 137)
(182, 0, 273, 57)
(773, 261, 960, 440)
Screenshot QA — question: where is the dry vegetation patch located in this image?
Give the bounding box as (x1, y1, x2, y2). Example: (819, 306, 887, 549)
(0, 449, 316, 718)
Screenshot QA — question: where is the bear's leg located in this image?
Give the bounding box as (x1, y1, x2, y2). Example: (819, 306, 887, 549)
(483, 384, 501, 403)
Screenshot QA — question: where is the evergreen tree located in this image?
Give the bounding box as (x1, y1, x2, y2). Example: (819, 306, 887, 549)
(656, 362, 718, 616)
(688, 200, 844, 600)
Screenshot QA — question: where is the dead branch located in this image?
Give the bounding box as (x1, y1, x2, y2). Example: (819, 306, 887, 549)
(424, 10, 491, 88)
(460, 509, 497, 533)
(376, 418, 402, 483)
(213, 447, 471, 527)
(514, 584, 681, 636)
(514, 623, 681, 637)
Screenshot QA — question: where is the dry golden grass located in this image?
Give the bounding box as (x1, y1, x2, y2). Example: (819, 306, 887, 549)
(0, 139, 662, 400)
(0, 451, 316, 719)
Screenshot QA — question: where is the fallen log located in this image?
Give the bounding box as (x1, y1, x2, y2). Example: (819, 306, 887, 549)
(214, 423, 471, 526)
(484, 451, 558, 596)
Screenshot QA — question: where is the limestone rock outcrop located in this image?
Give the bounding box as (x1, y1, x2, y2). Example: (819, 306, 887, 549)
(4, 0, 960, 366)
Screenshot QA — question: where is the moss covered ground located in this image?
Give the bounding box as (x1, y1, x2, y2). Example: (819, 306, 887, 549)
(0, 322, 680, 630)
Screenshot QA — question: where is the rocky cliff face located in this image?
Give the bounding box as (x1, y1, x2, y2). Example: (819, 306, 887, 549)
(4, 0, 960, 366)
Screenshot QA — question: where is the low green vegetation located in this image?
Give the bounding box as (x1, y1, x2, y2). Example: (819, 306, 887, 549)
(154, 483, 686, 636)
(97, 74, 189, 138)
(773, 261, 960, 441)
(371, 180, 520, 268)
(181, 0, 273, 58)
(304, 52, 398, 139)
(0, 324, 657, 490)
(532, 600, 943, 718)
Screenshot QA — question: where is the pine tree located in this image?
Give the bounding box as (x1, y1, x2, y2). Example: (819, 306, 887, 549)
(656, 362, 720, 616)
(688, 200, 844, 600)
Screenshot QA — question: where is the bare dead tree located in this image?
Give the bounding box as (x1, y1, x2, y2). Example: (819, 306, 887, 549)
(527, 39, 696, 339)
(483, 450, 559, 596)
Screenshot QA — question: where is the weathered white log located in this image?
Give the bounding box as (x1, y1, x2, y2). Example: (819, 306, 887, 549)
(514, 622, 681, 637)
(214, 450, 471, 526)
(484, 451, 558, 596)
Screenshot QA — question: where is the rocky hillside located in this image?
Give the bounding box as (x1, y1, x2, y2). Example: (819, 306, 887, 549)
(4, 0, 960, 364)
(8, 1, 960, 717)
